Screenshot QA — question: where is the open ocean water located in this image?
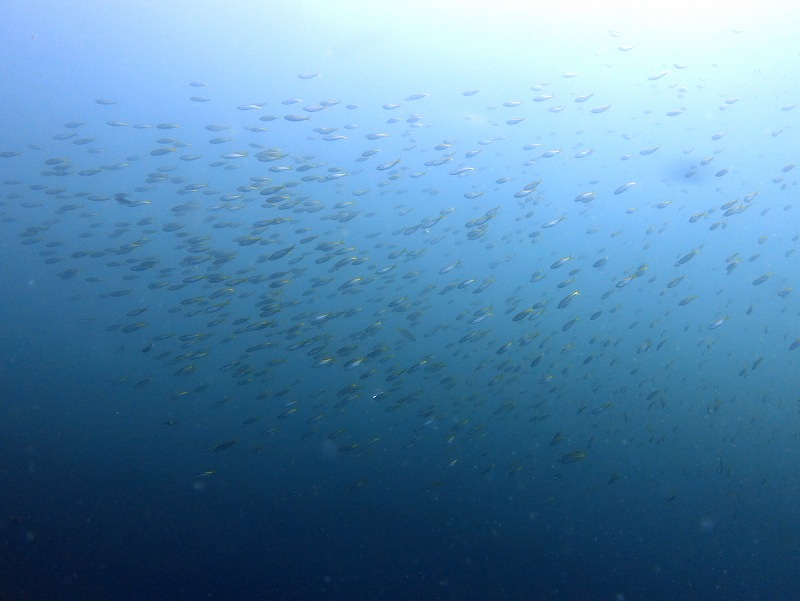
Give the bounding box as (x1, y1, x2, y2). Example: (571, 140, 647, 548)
(2, 1, 800, 599)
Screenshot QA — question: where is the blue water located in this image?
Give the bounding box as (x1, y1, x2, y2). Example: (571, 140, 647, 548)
(2, 1, 800, 600)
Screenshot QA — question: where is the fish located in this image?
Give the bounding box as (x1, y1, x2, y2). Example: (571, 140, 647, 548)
(614, 182, 636, 195)
(211, 439, 238, 452)
(560, 450, 587, 464)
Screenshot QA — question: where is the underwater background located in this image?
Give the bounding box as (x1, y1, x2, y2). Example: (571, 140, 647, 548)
(2, 1, 800, 599)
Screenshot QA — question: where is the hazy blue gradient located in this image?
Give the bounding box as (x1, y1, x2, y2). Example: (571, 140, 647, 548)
(2, 1, 800, 600)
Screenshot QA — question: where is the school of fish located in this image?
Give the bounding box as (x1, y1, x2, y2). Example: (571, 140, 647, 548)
(2, 53, 798, 494)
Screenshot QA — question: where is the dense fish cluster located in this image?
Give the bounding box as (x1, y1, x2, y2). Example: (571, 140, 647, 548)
(3, 56, 798, 493)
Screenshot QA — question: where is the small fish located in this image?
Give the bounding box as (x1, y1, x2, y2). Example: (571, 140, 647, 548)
(376, 158, 401, 171)
(541, 216, 566, 228)
(397, 327, 416, 342)
(438, 259, 461, 274)
(211, 439, 238, 452)
(614, 181, 636, 195)
(675, 248, 699, 266)
(707, 317, 729, 330)
(557, 290, 580, 309)
(560, 450, 586, 464)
